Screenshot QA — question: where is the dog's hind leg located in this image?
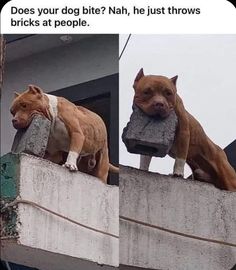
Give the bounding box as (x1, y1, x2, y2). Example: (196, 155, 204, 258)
(213, 150, 236, 191)
(187, 159, 213, 183)
(193, 169, 214, 183)
(93, 148, 109, 183)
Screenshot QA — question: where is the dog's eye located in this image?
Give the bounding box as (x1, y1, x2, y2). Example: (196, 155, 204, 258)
(165, 90, 172, 96)
(143, 89, 151, 95)
(21, 103, 27, 108)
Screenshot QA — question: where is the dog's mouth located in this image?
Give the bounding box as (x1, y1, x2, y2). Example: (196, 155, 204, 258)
(156, 112, 169, 119)
(146, 105, 172, 119)
(12, 113, 37, 130)
(12, 121, 28, 130)
(151, 109, 172, 119)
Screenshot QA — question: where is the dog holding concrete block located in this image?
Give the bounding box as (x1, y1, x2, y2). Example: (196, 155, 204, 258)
(132, 68, 236, 191)
(10, 85, 118, 183)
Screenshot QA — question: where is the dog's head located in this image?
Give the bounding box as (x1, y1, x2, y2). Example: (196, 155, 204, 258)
(10, 85, 49, 129)
(133, 68, 178, 118)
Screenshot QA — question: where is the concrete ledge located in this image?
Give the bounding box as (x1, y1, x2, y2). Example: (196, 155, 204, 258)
(1, 153, 118, 268)
(119, 166, 236, 270)
(2, 240, 116, 270)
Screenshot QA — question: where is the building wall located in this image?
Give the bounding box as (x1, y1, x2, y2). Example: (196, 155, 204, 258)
(120, 166, 236, 270)
(1, 34, 118, 155)
(1, 153, 119, 269)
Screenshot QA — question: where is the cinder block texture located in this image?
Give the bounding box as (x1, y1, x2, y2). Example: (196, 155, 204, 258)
(120, 165, 236, 270)
(11, 115, 51, 157)
(122, 105, 178, 157)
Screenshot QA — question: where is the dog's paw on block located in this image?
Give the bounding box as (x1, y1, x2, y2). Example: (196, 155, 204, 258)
(122, 105, 178, 157)
(11, 115, 51, 157)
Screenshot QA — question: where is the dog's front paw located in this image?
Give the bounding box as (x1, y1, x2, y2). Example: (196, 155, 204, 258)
(63, 151, 79, 172)
(173, 158, 185, 178)
(63, 162, 78, 171)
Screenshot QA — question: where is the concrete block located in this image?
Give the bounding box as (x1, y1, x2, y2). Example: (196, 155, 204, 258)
(119, 165, 236, 270)
(1, 153, 119, 269)
(122, 105, 178, 157)
(11, 115, 51, 157)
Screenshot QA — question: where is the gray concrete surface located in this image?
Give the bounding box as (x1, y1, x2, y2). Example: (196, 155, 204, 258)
(120, 165, 236, 270)
(122, 105, 177, 157)
(2, 242, 117, 270)
(11, 115, 51, 157)
(1, 153, 119, 268)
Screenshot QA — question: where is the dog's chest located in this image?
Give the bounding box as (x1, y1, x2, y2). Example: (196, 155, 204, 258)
(45, 94, 70, 153)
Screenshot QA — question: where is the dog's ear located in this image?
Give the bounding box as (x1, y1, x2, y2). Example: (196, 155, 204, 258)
(170, 75, 178, 86)
(14, 92, 20, 98)
(133, 68, 144, 88)
(28, 85, 43, 96)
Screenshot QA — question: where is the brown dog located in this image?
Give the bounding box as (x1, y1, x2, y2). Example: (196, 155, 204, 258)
(10, 85, 118, 183)
(133, 68, 236, 191)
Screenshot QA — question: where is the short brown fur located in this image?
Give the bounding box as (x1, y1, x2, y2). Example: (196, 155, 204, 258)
(133, 69, 236, 191)
(10, 85, 118, 183)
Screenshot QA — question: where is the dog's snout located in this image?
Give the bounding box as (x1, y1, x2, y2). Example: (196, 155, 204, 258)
(12, 119, 17, 125)
(12, 119, 20, 128)
(154, 102, 164, 108)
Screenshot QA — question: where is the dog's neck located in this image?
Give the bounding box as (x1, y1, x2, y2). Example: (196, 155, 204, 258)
(45, 94, 58, 121)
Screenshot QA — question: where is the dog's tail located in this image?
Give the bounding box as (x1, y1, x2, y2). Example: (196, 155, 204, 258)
(109, 163, 119, 173)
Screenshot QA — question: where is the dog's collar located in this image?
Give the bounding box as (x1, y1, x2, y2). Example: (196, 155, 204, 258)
(45, 94, 58, 120)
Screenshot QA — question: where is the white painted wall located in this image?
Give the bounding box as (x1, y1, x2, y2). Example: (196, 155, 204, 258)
(1, 34, 118, 155)
(120, 166, 236, 270)
(1, 154, 119, 268)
